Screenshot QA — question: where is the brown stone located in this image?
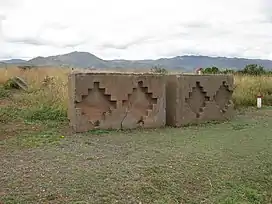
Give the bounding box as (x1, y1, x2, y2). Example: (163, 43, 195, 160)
(68, 73, 166, 132)
(166, 74, 234, 127)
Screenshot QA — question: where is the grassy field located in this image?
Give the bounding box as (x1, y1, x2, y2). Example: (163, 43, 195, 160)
(0, 66, 272, 109)
(0, 67, 272, 204)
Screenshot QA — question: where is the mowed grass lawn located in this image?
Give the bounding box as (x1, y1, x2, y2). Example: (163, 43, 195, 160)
(1, 90, 272, 204)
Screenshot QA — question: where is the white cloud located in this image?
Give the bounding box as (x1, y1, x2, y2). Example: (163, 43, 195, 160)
(0, 0, 272, 60)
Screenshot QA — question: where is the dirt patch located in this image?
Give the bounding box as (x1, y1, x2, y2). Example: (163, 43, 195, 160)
(0, 99, 12, 107)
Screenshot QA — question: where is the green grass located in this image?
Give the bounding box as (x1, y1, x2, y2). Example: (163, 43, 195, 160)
(0, 85, 11, 98)
(1, 73, 272, 203)
(1, 108, 272, 204)
(0, 93, 68, 147)
(23, 105, 67, 122)
(0, 104, 67, 123)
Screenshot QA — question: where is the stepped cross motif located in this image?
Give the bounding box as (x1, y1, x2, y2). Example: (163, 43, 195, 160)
(185, 81, 209, 118)
(122, 81, 158, 122)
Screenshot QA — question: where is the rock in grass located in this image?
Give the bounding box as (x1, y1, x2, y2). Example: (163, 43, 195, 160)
(4, 77, 28, 91)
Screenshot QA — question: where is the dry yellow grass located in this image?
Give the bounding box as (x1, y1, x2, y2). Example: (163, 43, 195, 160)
(0, 66, 152, 111)
(233, 74, 272, 106)
(0, 66, 70, 111)
(0, 66, 272, 108)
(0, 66, 70, 84)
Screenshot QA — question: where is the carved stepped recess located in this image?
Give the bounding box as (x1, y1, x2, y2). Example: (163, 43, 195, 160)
(185, 82, 210, 118)
(96, 83, 117, 101)
(214, 81, 232, 113)
(69, 73, 166, 132)
(122, 81, 158, 123)
(76, 82, 117, 126)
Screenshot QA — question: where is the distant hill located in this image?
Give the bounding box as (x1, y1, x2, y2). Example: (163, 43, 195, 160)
(28, 52, 109, 68)
(1, 51, 272, 71)
(0, 59, 28, 64)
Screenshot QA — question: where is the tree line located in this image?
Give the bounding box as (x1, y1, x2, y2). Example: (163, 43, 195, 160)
(150, 64, 272, 75)
(202, 64, 272, 75)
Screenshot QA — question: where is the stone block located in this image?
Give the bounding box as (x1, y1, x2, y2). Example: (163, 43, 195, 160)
(68, 73, 166, 132)
(166, 75, 234, 127)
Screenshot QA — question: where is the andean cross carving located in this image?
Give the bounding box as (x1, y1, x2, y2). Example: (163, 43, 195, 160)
(77, 81, 158, 127)
(185, 81, 232, 117)
(185, 82, 209, 118)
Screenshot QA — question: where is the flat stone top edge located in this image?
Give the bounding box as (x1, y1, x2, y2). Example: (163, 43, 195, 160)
(69, 72, 166, 76)
(69, 72, 234, 77)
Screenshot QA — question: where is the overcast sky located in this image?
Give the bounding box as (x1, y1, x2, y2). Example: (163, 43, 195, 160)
(0, 0, 272, 60)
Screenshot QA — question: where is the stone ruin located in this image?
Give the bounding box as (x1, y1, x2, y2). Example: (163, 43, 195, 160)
(68, 73, 234, 132)
(68, 73, 166, 132)
(166, 75, 234, 126)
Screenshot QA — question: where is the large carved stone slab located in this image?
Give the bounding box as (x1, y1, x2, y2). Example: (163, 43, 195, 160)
(166, 75, 234, 127)
(68, 73, 166, 132)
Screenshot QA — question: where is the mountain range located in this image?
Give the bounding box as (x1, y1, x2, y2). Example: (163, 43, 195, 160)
(1, 51, 272, 71)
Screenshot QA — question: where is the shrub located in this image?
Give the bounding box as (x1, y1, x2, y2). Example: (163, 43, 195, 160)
(203, 66, 220, 74)
(240, 64, 266, 75)
(150, 65, 168, 74)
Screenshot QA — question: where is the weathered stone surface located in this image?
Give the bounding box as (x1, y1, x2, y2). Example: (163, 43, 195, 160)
(166, 75, 234, 127)
(68, 73, 166, 132)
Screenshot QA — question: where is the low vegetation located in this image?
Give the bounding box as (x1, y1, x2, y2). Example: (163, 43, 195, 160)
(0, 65, 272, 203)
(1, 64, 272, 109)
(202, 64, 272, 75)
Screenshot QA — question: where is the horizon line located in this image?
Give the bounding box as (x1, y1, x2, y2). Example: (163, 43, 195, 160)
(1, 51, 272, 62)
